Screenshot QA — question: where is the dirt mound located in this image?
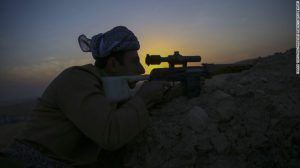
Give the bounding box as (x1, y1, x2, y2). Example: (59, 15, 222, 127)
(121, 48, 300, 168)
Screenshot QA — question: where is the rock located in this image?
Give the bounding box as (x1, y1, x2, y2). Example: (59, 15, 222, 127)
(184, 106, 209, 133)
(239, 77, 251, 85)
(209, 90, 236, 122)
(248, 132, 268, 147)
(209, 155, 244, 168)
(260, 77, 268, 83)
(212, 90, 231, 101)
(216, 99, 235, 122)
(195, 137, 213, 152)
(210, 132, 229, 153)
(254, 89, 265, 95)
(204, 74, 230, 92)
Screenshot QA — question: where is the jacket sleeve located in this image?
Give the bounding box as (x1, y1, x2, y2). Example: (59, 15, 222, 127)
(55, 68, 149, 151)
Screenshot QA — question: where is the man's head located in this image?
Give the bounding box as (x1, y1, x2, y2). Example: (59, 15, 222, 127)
(78, 26, 145, 75)
(95, 50, 145, 75)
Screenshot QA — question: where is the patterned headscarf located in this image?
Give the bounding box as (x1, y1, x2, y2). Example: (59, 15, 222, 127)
(78, 26, 140, 59)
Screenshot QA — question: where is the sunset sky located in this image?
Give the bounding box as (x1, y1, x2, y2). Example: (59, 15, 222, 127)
(0, 0, 295, 101)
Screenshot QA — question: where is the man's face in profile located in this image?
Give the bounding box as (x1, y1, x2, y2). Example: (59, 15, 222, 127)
(115, 50, 145, 88)
(117, 50, 145, 76)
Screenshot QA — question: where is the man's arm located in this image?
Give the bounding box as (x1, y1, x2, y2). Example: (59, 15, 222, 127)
(55, 68, 149, 151)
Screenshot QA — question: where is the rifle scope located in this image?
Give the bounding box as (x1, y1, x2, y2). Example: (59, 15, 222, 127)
(146, 51, 201, 68)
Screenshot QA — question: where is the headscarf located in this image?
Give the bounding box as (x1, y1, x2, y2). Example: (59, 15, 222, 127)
(78, 26, 140, 59)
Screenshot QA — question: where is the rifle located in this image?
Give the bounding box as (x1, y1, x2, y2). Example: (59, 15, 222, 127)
(146, 51, 253, 97)
(101, 51, 253, 102)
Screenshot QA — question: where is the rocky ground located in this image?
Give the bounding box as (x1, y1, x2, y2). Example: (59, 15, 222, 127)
(120, 48, 300, 168)
(0, 48, 299, 168)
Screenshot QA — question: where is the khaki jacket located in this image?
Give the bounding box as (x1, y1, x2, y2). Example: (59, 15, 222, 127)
(18, 64, 149, 165)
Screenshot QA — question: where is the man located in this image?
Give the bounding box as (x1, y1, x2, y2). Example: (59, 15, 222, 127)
(1, 26, 171, 167)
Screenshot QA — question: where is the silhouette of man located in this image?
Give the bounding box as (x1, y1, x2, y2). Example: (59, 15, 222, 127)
(1, 26, 171, 167)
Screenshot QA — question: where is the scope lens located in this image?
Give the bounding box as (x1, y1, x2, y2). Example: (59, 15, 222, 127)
(146, 55, 162, 65)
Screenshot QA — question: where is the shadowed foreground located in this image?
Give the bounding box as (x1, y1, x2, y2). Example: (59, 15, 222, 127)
(0, 48, 299, 168)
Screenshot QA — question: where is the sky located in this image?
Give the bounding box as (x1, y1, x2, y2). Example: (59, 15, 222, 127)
(0, 0, 295, 101)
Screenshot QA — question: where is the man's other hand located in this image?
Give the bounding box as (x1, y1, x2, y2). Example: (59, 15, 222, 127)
(136, 81, 170, 107)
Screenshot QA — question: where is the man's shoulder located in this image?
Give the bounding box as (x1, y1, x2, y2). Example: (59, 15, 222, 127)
(64, 64, 101, 76)
(56, 64, 103, 82)
(64, 63, 94, 72)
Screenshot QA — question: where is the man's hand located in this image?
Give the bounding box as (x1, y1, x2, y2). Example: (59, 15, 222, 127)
(136, 81, 171, 108)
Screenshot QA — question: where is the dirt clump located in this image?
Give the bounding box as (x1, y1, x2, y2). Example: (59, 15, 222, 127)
(121, 48, 300, 168)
